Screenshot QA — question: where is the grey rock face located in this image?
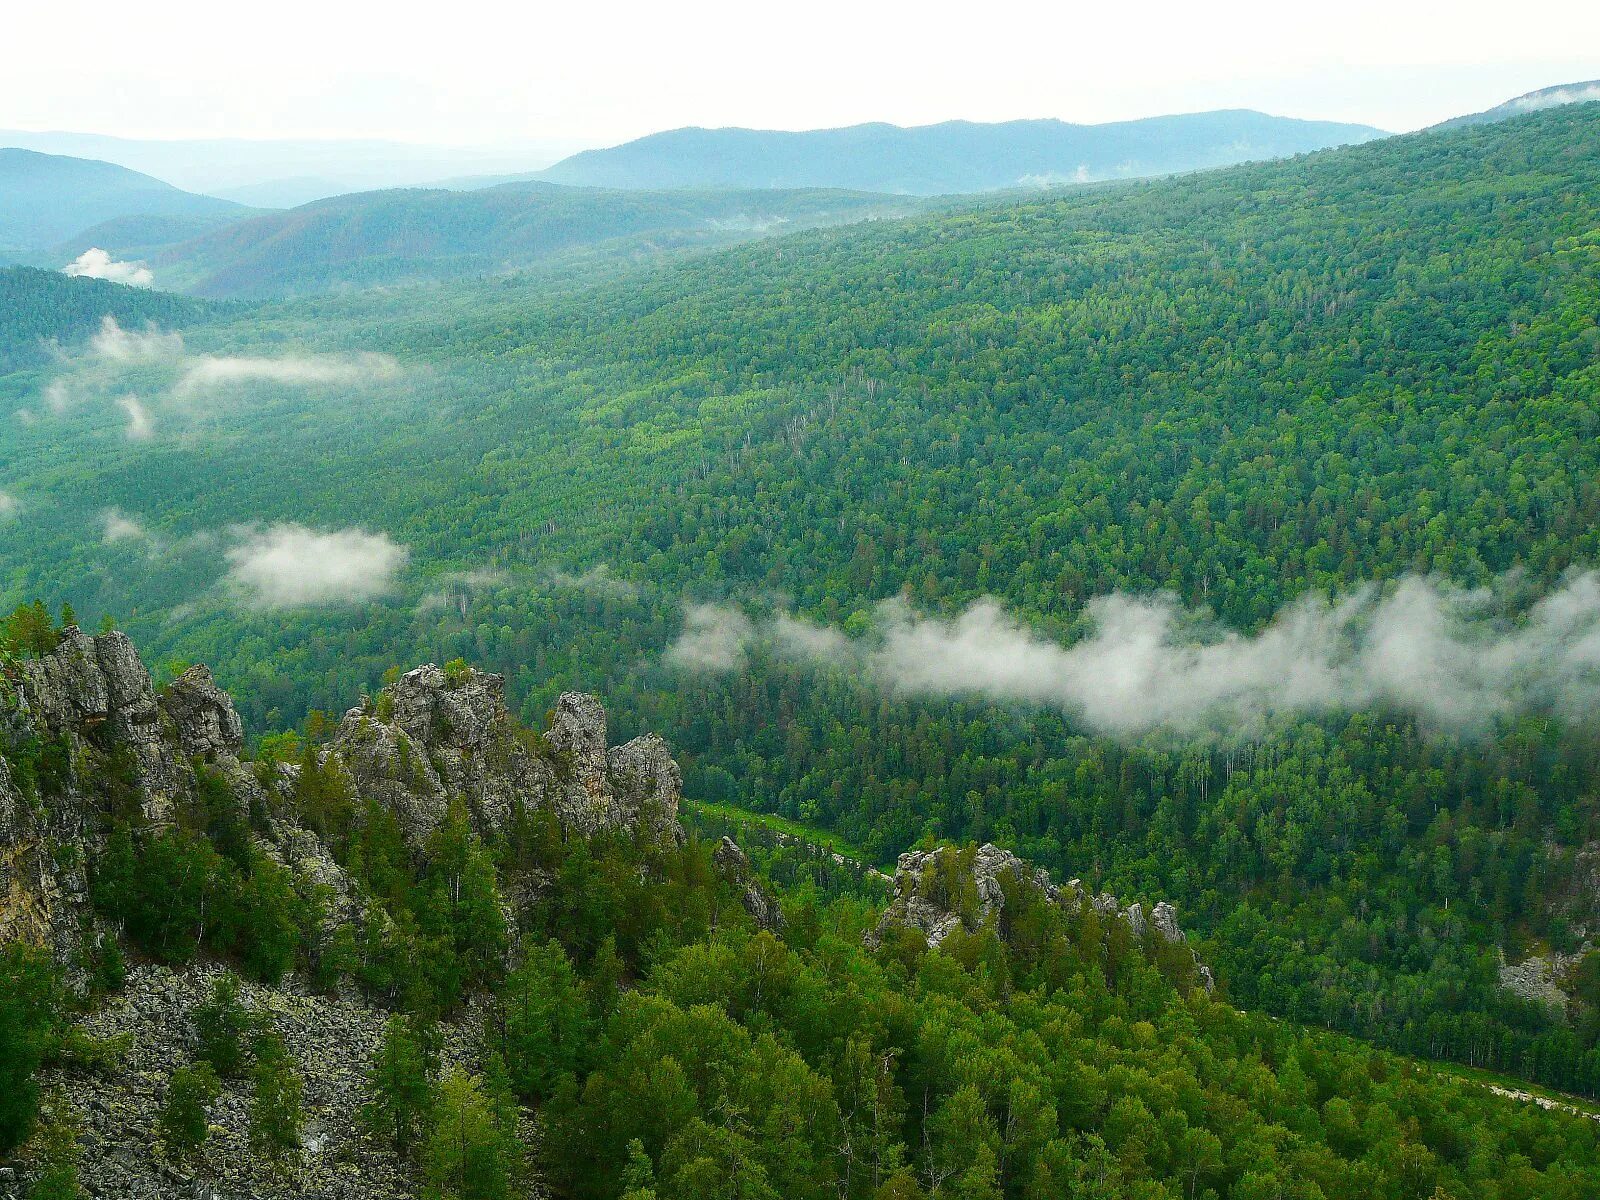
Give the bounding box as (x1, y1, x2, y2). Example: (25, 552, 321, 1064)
(546, 691, 610, 785)
(329, 664, 553, 844)
(607, 734, 682, 843)
(874, 841, 1215, 990)
(3, 629, 186, 956)
(160, 664, 246, 759)
(27, 962, 469, 1200)
(1499, 951, 1580, 1011)
(18, 627, 181, 821)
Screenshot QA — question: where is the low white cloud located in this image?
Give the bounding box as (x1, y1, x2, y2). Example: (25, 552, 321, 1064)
(173, 352, 401, 398)
(101, 509, 151, 543)
(417, 567, 510, 613)
(62, 248, 154, 288)
(0, 490, 19, 520)
(115, 395, 153, 440)
(546, 563, 639, 598)
(666, 602, 754, 672)
(1511, 83, 1600, 113)
(225, 524, 409, 609)
(667, 573, 1600, 738)
(90, 317, 184, 362)
(34, 319, 404, 442)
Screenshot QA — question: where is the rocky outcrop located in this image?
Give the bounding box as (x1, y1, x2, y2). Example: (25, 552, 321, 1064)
(874, 842, 1214, 990)
(2, 634, 698, 971)
(325, 665, 681, 846)
(713, 836, 784, 932)
(1, 629, 265, 960)
(0, 630, 745, 1199)
(161, 664, 246, 760)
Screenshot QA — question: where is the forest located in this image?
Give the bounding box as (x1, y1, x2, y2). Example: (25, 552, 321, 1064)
(6, 603, 1600, 1200)
(3, 101, 1600, 1108)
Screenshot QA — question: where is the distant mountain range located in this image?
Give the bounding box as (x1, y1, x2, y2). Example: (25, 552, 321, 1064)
(1435, 79, 1600, 129)
(0, 130, 586, 208)
(147, 182, 925, 298)
(0, 149, 249, 261)
(535, 110, 1387, 194)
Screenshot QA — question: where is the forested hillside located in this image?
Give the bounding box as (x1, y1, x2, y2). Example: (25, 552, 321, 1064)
(0, 268, 221, 371)
(151, 182, 925, 297)
(4, 100, 1600, 1104)
(6, 613, 1600, 1199)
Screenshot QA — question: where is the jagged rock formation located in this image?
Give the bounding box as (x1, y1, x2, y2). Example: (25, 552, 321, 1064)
(712, 836, 784, 932)
(0, 629, 880, 1198)
(326, 664, 681, 846)
(1, 635, 695, 983)
(875, 842, 1215, 990)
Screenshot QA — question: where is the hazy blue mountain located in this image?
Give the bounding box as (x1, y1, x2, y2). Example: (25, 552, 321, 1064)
(0, 129, 589, 207)
(151, 180, 926, 297)
(537, 109, 1386, 194)
(1435, 79, 1600, 128)
(0, 149, 248, 260)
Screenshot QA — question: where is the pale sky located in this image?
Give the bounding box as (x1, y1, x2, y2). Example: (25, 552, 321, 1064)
(7, 0, 1600, 145)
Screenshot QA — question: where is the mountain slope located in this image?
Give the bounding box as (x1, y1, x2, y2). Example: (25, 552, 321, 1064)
(151, 181, 926, 297)
(0, 149, 248, 259)
(0, 129, 584, 207)
(538, 109, 1386, 193)
(1438, 79, 1600, 128)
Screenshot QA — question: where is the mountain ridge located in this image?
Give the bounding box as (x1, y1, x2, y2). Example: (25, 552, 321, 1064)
(537, 108, 1387, 193)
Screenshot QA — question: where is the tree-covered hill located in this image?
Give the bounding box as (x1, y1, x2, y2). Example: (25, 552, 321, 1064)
(0, 267, 222, 372)
(3, 101, 1600, 1100)
(150, 182, 927, 297)
(538, 109, 1384, 193)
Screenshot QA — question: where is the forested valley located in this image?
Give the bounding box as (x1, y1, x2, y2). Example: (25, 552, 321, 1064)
(4, 97, 1600, 1192)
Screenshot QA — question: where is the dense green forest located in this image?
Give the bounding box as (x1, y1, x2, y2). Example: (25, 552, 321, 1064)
(4, 101, 1600, 1105)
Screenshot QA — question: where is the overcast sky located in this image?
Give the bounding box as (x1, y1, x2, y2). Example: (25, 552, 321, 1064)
(7, 0, 1599, 146)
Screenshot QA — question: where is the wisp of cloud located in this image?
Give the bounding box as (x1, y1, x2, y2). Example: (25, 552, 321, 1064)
(101, 509, 151, 543)
(115, 395, 154, 440)
(225, 524, 409, 609)
(36, 319, 404, 441)
(667, 574, 1600, 737)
